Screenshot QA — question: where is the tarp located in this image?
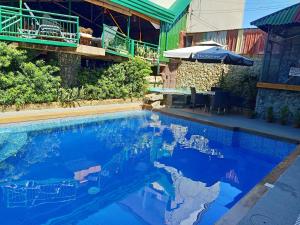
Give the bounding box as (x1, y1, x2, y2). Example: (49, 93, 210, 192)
(188, 28, 266, 55)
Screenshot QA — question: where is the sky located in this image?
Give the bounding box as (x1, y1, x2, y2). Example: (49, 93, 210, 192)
(243, 0, 299, 28)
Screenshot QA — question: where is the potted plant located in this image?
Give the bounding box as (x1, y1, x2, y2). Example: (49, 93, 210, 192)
(117, 43, 128, 55)
(266, 106, 274, 123)
(136, 45, 146, 58)
(294, 110, 300, 128)
(279, 106, 289, 125)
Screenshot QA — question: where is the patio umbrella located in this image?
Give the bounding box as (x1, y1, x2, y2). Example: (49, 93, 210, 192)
(163, 41, 253, 66)
(192, 46, 254, 66)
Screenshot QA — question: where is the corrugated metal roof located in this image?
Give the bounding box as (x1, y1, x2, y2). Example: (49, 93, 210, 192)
(251, 3, 300, 30)
(109, 0, 191, 23)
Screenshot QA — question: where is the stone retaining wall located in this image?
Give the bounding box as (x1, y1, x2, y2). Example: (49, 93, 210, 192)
(175, 61, 227, 90)
(56, 52, 81, 87)
(170, 57, 263, 91)
(255, 89, 300, 121)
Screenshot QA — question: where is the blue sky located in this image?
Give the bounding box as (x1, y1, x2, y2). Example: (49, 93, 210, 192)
(243, 0, 299, 28)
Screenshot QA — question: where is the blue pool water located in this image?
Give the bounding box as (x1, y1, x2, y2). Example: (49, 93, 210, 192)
(0, 110, 296, 225)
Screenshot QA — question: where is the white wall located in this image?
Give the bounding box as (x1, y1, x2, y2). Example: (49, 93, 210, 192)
(187, 0, 245, 33)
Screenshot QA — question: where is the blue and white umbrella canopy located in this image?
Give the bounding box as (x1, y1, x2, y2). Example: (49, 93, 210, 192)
(192, 47, 254, 66)
(163, 41, 254, 66)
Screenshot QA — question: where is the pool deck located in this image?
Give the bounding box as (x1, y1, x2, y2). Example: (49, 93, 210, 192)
(157, 107, 300, 225)
(157, 108, 300, 143)
(0, 102, 143, 124)
(237, 156, 300, 225)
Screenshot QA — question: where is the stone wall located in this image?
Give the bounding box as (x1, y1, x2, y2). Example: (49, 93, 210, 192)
(173, 57, 263, 91)
(56, 52, 81, 87)
(255, 89, 300, 121)
(176, 61, 226, 90)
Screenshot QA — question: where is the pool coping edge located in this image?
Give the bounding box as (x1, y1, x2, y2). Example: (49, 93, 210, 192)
(0, 103, 143, 125)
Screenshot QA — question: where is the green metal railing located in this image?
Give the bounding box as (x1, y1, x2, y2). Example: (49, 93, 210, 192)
(102, 24, 160, 64)
(133, 40, 160, 64)
(0, 5, 79, 47)
(101, 24, 130, 57)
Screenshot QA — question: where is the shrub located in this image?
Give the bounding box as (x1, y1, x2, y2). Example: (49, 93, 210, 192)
(221, 66, 259, 109)
(123, 57, 151, 98)
(78, 57, 151, 100)
(78, 68, 103, 86)
(0, 41, 151, 108)
(0, 43, 60, 109)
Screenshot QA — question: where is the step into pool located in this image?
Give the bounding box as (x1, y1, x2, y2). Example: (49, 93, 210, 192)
(0, 110, 296, 225)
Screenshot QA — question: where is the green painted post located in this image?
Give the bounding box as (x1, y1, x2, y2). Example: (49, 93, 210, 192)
(127, 16, 131, 38)
(76, 16, 80, 45)
(0, 7, 2, 32)
(156, 22, 163, 72)
(127, 17, 131, 56)
(68, 0, 72, 16)
(19, 0, 22, 31)
(130, 39, 135, 57)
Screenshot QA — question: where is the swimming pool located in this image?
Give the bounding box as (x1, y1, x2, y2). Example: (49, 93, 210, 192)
(0, 110, 296, 225)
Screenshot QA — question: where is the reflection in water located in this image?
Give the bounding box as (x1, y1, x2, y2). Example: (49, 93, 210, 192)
(0, 111, 295, 225)
(0, 132, 28, 163)
(226, 169, 240, 184)
(163, 123, 223, 158)
(74, 165, 101, 183)
(154, 162, 220, 225)
(2, 180, 77, 208)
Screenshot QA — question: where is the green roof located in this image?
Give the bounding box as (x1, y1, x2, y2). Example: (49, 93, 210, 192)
(251, 3, 300, 31)
(109, 0, 191, 23)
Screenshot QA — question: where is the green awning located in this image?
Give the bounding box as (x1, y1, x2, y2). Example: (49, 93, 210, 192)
(251, 3, 300, 31)
(109, 0, 191, 23)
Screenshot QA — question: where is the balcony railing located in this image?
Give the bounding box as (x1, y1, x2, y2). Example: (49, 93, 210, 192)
(101, 24, 130, 57)
(133, 40, 160, 64)
(101, 24, 160, 64)
(0, 5, 79, 47)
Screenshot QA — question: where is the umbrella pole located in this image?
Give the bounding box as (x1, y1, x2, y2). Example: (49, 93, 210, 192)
(220, 63, 225, 88)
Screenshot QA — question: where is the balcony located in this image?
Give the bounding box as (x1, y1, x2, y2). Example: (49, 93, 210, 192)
(101, 24, 160, 64)
(0, 5, 79, 47)
(0, 5, 160, 63)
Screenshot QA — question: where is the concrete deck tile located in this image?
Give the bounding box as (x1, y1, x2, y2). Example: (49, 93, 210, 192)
(238, 157, 300, 225)
(158, 108, 300, 143)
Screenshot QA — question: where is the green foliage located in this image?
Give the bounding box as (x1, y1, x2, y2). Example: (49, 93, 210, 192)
(78, 57, 151, 100)
(0, 41, 150, 108)
(221, 67, 259, 108)
(266, 106, 274, 123)
(280, 106, 289, 125)
(58, 88, 80, 107)
(78, 68, 103, 86)
(123, 57, 151, 98)
(0, 43, 60, 109)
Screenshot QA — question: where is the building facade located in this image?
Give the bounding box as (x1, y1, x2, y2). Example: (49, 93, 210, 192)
(252, 3, 300, 121)
(186, 0, 245, 33)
